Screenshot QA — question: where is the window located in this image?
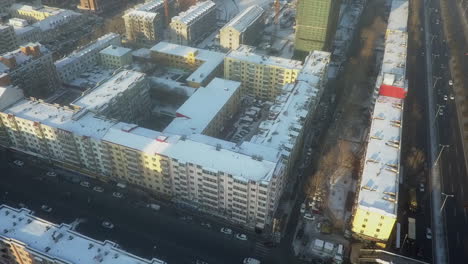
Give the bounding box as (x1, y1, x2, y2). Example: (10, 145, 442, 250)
(362, 224, 366, 228)
(376, 229, 380, 232)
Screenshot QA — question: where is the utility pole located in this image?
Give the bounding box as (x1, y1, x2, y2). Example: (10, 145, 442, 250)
(440, 192, 454, 213)
(434, 144, 449, 166)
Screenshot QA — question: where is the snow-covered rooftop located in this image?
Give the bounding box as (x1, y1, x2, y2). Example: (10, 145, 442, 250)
(251, 51, 330, 156)
(227, 45, 303, 69)
(222, 5, 264, 33)
(0, 205, 166, 264)
(387, 0, 408, 32)
(55, 33, 120, 69)
(357, 96, 403, 216)
(33, 10, 80, 31)
(150, 42, 225, 84)
(0, 43, 48, 72)
(103, 124, 276, 183)
(100, 45, 132, 57)
(71, 70, 146, 113)
(0, 85, 24, 110)
(135, 0, 165, 12)
(124, 9, 158, 20)
(5, 99, 116, 139)
(164, 78, 240, 135)
(171, 0, 216, 25)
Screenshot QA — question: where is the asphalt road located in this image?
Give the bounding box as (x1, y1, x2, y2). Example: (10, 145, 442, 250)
(0, 149, 285, 264)
(431, 0, 468, 262)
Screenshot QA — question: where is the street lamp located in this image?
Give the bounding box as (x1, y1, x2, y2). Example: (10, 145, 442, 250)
(435, 104, 445, 120)
(440, 192, 454, 213)
(434, 144, 449, 166)
(433, 76, 442, 89)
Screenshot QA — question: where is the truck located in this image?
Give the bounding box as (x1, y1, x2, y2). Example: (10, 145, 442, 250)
(408, 217, 416, 240)
(409, 188, 417, 212)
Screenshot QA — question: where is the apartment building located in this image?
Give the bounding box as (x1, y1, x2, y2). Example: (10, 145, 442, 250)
(9, 18, 42, 45)
(0, 25, 18, 54)
(150, 41, 225, 88)
(78, 0, 126, 13)
(9, 3, 65, 22)
(224, 45, 302, 100)
(164, 78, 241, 137)
(0, 43, 59, 98)
(351, 0, 408, 244)
(294, 0, 342, 58)
(0, 0, 14, 17)
(219, 5, 265, 51)
(55, 33, 121, 83)
(100, 45, 133, 68)
(169, 0, 217, 46)
(124, 0, 176, 46)
(71, 70, 151, 123)
(0, 205, 166, 264)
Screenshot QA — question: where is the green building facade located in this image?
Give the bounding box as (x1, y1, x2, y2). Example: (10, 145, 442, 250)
(294, 0, 341, 59)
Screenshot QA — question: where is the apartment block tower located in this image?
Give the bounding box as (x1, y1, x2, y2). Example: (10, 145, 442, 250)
(294, 0, 341, 59)
(78, 0, 127, 13)
(0, 43, 59, 98)
(0, 25, 18, 54)
(169, 0, 217, 46)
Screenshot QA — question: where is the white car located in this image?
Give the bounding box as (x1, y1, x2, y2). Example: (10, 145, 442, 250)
(243, 258, 261, 264)
(41, 205, 52, 213)
(112, 192, 123, 198)
(80, 181, 90, 188)
(419, 183, 425, 192)
(449, 80, 453, 86)
(46, 171, 57, 177)
(220, 227, 232, 235)
(426, 228, 432, 239)
(450, 94, 455, 100)
(13, 160, 24, 167)
(304, 213, 315, 221)
(235, 233, 248, 241)
(443, 95, 448, 101)
(300, 203, 306, 214)
(93, 186, 104, 192)
(102, 221, 114, 229)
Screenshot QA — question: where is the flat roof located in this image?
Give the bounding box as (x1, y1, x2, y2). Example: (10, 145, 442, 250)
(5, 99, 116, 139)
(163, 78, 240, 135)
(0, 205, 165, 264)
(222, 5, 264, 33)
(33, 10, 81, 31)
(151, 42, 225, 84)
(0, 43, 48, 72)
(103, 124, 276, 183)
(227, 45, 303, 69)
(357, 96, 403, 216)
(251, 51, 330, 156)
(100, 45, 132, 57)
(71, 70, 146, 112)
(171, 0, 216, 25)
(387, 0, 408, 32)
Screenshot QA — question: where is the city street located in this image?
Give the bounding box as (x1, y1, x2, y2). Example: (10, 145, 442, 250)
(0, 150, 286, 264)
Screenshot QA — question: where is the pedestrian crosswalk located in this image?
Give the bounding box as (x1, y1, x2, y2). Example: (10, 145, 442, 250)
(253, 242, 270, 258)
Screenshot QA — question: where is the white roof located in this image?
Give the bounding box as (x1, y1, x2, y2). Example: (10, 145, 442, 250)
(135, 0, 165, 12)
(103, 125, 276, 183)
(124, 9, 158, 20)
(5, 99, 116, 139)
(0, 85, 24, 110)
(0, 43, 48, 72)
(150, 42, 225, 84)
(357, 96, 403, 216)
(71, 70, 146, 113)
(163, 78, 240, 135)
(251, 51, 330, 156)
(171, 0, 216, 25)
(227, 45, 303, 69)
(33, 10, 80, 31)
(0, 205, 165, 264)
(222, 5, 264, 33)
(55, 33, 121, 69)
(387, 0, 408, 32)
(100, 45, 132, 57)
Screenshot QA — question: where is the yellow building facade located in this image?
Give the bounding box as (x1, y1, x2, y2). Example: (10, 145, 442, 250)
(351, 207, 396, 242)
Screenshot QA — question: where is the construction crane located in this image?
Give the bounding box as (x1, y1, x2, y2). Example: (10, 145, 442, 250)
(164, 0, 170, 26)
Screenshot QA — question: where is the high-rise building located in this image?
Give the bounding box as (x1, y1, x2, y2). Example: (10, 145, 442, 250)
(0, 43, 59, 98)
(294, 0, 341, 58)
(219, 5, 265, 51)
(0, 205, 166, 264)
(224, 45, 302, 100)
(169, 1, 217, 46)
(123, 0, 176, 46)
(0, 25, 18, 54)
(78, 0, 127, 13)
(0, 0, 14, 18)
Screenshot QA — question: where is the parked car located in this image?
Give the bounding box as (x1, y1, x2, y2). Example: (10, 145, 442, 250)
(41, 205, 52, 213)
(112, 192, 123, 198)
(304, 213, 315, 221)
(147, 203, 160, 211)
(102, 221, 114, 229)
(419, 183, 425, 192)
(220, 227, 233, 235)
(80, 181, 90, 188)
(13, 160, 24, 167)
(93, 186, 104, 192)
(235, 233, 248, 241)
(426, 228, 432, 239)
(300, 203, 306, 214)
(449, 80, 453, 86)
(46, 171, 57, 177)
(201, 222, 211, 228)
(243, 258, 261, 264)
